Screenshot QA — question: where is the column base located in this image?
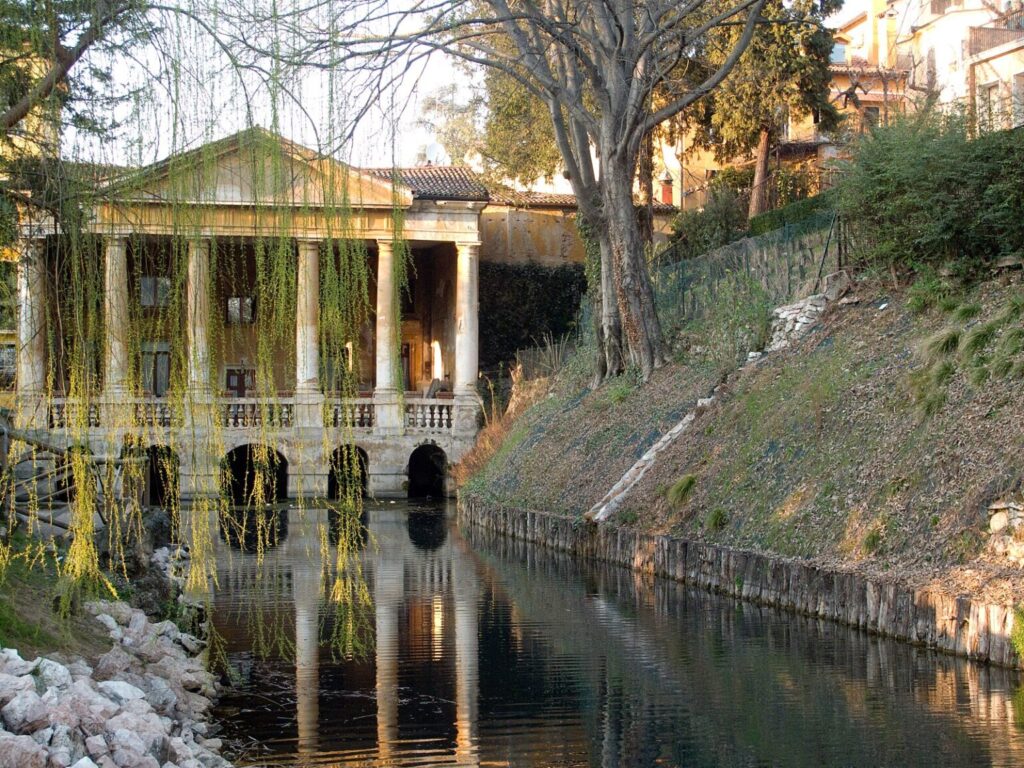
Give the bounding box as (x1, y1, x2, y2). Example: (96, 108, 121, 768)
(373, 389, 404, 437)
(15, 393, 47, 431)
(453, 394, 482, 438)
(293, 389, 325, 429)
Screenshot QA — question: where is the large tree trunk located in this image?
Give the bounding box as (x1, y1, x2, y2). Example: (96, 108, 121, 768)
(602, 156, 664, 380)
(637, 129, 654, 247)
(748, 126, 772, 219)
(598, 237, 624, 378)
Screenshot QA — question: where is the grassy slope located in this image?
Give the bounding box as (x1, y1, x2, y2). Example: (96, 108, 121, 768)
(0, 544, 112, 661)
(466, 278, 1024, 604)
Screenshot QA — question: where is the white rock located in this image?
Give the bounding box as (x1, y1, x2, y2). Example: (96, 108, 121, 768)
(0, 732, 47, 768)
(0, 672, 35, 705)
(990, 511, 1009, 533)
(85, 734, 108, 757)
(71, 759, 100, 768)
(0, 649, 40, 676)
(2, 689, 50, 733)
(97, 681, 146, 706)
(38, 658, 72, 690)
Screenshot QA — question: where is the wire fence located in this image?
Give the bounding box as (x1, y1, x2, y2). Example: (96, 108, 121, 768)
(651, 210, 841, 331)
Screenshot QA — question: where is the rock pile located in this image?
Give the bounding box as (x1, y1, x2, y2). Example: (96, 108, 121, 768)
(766, 271, 850, 353)
(0, 601, 231, 768)
(987, 499, 1024, 566)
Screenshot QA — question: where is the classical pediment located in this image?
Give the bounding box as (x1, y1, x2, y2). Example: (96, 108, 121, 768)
(105, 128, 410, 210)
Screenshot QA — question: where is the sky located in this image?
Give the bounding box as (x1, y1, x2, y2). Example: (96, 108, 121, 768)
(64, 0, 867, 172)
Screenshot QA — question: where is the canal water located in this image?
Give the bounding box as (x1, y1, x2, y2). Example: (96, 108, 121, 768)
(211, 502, 1024, 767)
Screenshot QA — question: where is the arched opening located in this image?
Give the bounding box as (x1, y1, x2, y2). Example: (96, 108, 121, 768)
(219, 445, 289, 551)
(407, 445, 447, 499)
(221, 444, 289, 507)
(327, 445, 368, 501)
(144, 446, 179, 509)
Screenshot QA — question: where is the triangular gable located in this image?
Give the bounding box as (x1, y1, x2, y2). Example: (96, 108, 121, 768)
(103, 127, 412, 210)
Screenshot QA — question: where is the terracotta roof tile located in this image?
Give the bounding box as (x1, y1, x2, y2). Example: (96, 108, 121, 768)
(490, 189, 676, 214)
(364, 166, 490, 201)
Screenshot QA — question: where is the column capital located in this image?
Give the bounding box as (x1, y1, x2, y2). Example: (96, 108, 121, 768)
(376, 238, 395, 252)
(454, 241, 482, 251)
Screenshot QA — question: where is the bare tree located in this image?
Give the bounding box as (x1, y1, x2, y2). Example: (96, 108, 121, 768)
(291, 0, 768, 380)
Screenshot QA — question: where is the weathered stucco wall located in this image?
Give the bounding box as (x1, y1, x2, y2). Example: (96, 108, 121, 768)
(481, 205, 674, 266)
(459, 494, 1022, 670)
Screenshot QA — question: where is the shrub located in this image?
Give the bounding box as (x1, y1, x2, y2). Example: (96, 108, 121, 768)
(748, 188, 837, 237)
(665, 186, 748, 262)
(706, 507, 728, 531)
(1013, 605, 1024, 664)
(666, 474, 697, 507)
(862, 527, 882, 554)
(837, 110, 1024, 277)
(479, 262, 586, 370)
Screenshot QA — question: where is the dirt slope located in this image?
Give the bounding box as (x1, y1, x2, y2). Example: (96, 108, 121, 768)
(465, 277, 1024, 604)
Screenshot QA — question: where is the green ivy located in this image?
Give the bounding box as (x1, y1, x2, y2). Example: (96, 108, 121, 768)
(478, 261, 586, 370)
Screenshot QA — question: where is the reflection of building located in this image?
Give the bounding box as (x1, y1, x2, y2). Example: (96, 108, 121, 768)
(13, 128, 674, 498)
(210, 505, 481, 765)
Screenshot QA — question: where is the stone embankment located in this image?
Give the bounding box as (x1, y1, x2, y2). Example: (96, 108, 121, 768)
(460, 495, 1021, 670)
(0, 550, 231, 768)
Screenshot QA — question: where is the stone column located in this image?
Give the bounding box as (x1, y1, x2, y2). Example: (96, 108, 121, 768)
(295, 239, 321, 396)
(373, 239, 402, 435)
(103, 236, 130, 397)
(186, 239, 212, 396)
(183, 238, 218, 501)
(453, 241, 481, 436)
(16, 238, 47, 428)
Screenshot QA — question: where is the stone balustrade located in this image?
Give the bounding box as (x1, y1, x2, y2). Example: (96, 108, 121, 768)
(329, 398, 376, 430)
(221, 398, 295, 429)
(405, 398, 454, 433)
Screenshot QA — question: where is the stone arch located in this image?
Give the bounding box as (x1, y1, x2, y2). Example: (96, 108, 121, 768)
(144, 445, 179, 509)
(221, 444, 289, 507)
(408, 443, 447, 499)
(327, 445, 369, 501)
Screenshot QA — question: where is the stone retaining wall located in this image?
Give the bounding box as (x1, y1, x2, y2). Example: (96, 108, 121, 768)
(459, 494, 1021, 670)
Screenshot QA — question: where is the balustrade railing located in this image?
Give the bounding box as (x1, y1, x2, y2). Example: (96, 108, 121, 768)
(134, 399, 176, 427)
(221, 398, 294, 428)
(48, 399, 100, 429)
(405, 398, 454, 433)
(329, 398, 375, 429)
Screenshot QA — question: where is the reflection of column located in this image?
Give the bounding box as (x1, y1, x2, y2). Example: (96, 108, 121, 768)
(294, 564, 320, 758)
(374, 556, 403, 761)
(373, 239, 401, 435)
(187, 238, 212, 395)
(16, 238, 47, 428)
(453, 561, 480, 765)
(453, 241, 480, 436)
(103, 235, 130, 396)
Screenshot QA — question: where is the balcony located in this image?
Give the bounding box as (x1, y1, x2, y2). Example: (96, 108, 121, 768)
(969, 15, 1024, 57)
(221, 398, 294, 429)
(45, 394, 458, 436)
(330, 398, 376, 430)
(405, 398, 454, 434)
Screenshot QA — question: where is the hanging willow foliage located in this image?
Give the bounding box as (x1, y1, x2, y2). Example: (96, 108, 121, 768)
(0, 1, 415, 662)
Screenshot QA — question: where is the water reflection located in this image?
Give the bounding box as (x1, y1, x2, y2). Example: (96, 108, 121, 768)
(211, 505, 1024, 767)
